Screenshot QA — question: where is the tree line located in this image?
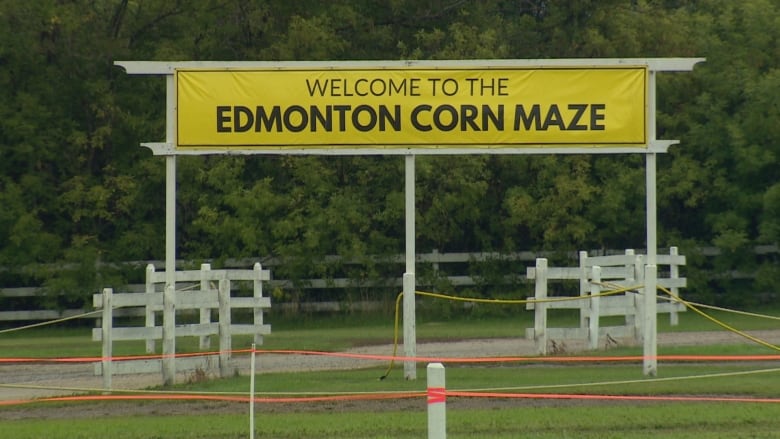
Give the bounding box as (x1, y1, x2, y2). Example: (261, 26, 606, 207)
(0, 0, 778, 308)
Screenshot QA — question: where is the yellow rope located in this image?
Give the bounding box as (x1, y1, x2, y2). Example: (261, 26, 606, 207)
(657, 286, 780, 352)
(0, 309, 103, 335)
(379, 286, 641, 379)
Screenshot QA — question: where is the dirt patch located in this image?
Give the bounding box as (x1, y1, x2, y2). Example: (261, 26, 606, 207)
(2, 330, 780, 419)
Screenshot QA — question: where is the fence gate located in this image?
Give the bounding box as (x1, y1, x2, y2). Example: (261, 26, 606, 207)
(93, 263, 270, 388)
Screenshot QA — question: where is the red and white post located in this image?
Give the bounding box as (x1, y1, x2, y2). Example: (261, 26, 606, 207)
(427, 363, 446, 439)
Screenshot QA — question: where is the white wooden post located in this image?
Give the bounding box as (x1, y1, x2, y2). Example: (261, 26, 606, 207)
(403, 154, 417, 380)
(218, 276, 231, 377)
(533, 258, 548, 355)
(403, 272, 417, 380)
(588, 266, 601, 350)
(101, 287, 113, 391)
(623, 249, 636, 330)
(669, 246, 681, 325)
(578, 251, 589, 330)
(249, 343, 256, 439)
(253, 263, 265, 346)
(162, 73, 177, 386)
(427, 363, 446, 439)
(162, 283, 176, 385)
(145, 264, 156, 353)
(633, 254, 645, 341)
(199, 263, 212, 350)
(643, 264, 658, 376)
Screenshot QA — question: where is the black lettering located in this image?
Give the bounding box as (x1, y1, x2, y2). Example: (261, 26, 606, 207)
(483, 105, 504, 131)
(310, 105, 332, 132)
(566, 104, 588, 131)
(355, 79, 369, 96)
(352, 105, 377, 132)
(283, 105, 308, 132)
(216, 106, 231, 132)
(433, 104, 458, 131)
(460, 105, 480, 131)
(542, 104, 564, 130)
(333, 105, 350, 131)
(305, 79, 328, 97)
(255, 106, 282, 132)
(513, 104, 542, 131)
(411, 105, 432, 131)
(378, 105, 401, 131)
(234, 106, 254, 132)
(590, 104, 606, 130)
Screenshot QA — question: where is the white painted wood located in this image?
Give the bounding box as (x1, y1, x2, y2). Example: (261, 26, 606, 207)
(533, 258, 548, 355)
(403, 272, 417, 380)
(199, 263, 212, 350)
(218, 277, 231, 378)
(163, 71, 177, 386)
(253, 263, 265, 346)
(644, 265, 658, 376)
(101, 288, 112, 390)
(404, 154, 417, 380)
(427, 363, 446, 439)
(145, 264, 156, 353)
(588, 267, 601, 350)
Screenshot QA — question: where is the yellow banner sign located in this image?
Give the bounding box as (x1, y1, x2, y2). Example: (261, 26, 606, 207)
(176, 67, 647, 149)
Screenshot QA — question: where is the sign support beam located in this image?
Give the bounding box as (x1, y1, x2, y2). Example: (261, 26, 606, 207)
(163, 75, 177, 385)
(404, 155, 417, 380)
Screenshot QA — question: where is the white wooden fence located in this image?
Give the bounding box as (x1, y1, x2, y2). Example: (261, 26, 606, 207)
(526, 248, 686, 354)
(92, 263, 271, 387)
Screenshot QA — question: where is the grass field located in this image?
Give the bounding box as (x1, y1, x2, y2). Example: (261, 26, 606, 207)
(2, 307, 780, 438)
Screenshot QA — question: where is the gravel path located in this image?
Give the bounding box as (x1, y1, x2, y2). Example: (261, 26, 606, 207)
(3, 329, 780, 404)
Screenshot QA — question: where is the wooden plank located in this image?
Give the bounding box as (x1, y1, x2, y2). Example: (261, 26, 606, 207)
(228, 324, 272, 335)
(229, 297, 271, 309)
(93, 326, 162, 342)
(585, 254, 635, 267)
(94, 355, 221, 376)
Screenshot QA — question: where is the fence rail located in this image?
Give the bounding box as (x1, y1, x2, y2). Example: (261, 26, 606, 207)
(0, 245, 771, 324)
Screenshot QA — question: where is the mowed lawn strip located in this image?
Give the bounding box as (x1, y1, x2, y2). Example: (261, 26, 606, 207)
(3, 401, 779, 439)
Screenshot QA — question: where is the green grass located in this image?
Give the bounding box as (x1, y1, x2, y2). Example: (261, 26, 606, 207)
(169, 363, 780, 397)
(4, 403, 780, 439)
(3, 307, 780, 438)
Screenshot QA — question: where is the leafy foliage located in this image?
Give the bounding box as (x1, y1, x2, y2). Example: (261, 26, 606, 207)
(0, 0, 778, 307)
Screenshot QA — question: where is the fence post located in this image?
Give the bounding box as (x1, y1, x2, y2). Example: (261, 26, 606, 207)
(403, 272, 417, 380)
(199, 263, 212, 350)
(669, 246, 681, 326)
(162, 283, 176, 385)
(427, 363, 446, 439)
(633, 254, 645, 342)
(588, 266, 601, 350)
(253, 263, 265, 346)
(218, 275, 231, 378)
(533, 258, 548, 355)
(623, 250, 635, 330)
(101, 287, 113, 391)
(643, 264, 658, 376)
(578, 251, 589, 330)
(145, 264, 156, 354)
